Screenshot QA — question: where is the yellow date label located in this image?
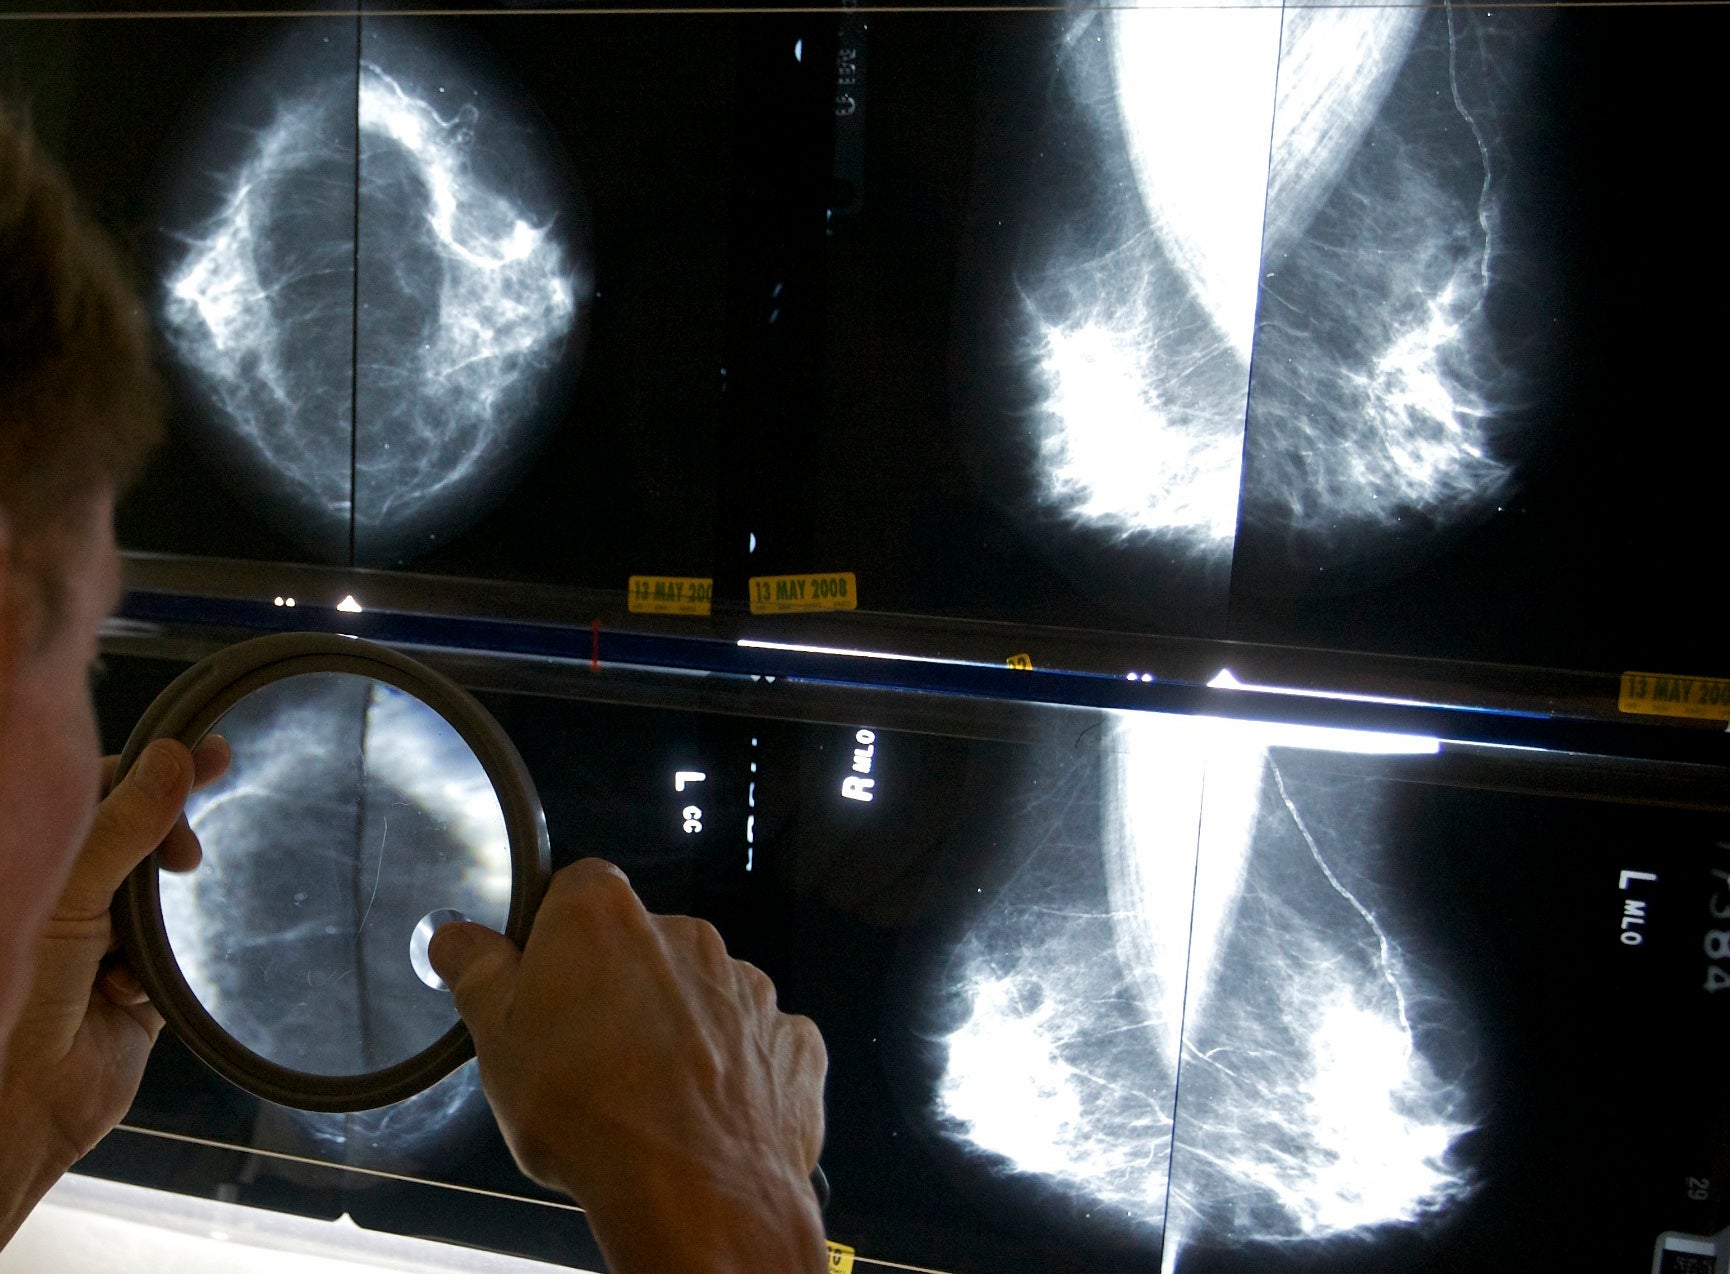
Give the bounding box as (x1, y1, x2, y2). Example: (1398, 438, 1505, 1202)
(825, 1241, 855, 1273)
(627, 575, 713, 616)
(749, 572, 857, 615)
(1619, 671, 1730, 721)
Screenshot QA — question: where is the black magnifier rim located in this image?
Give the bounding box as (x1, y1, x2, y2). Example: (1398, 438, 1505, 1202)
(113, 633, 551, 1113)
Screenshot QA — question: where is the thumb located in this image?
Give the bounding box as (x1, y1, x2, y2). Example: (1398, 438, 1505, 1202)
(60, 739, 194, 919)
(429, 921, 521, 1042)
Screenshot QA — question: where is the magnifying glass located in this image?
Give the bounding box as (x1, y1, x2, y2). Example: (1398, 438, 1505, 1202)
(112, 633, 551, 1113)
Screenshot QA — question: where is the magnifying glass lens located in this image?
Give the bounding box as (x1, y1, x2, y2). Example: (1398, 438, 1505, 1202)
(163, 671, 512, 1078)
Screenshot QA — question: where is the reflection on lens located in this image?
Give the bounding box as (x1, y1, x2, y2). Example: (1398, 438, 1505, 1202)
(163, 672, 512, 1076)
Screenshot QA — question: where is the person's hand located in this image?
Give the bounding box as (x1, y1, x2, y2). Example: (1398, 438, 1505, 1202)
(428, 858, 828, 1274)
(0, 736, 228, 1243)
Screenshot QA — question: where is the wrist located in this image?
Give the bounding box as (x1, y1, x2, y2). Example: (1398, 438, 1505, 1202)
(576, 1149, 827, 1274)
(0, 1092, 73, 1247)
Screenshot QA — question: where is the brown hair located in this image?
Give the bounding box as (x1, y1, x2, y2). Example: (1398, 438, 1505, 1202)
(1, 101, 163, 545)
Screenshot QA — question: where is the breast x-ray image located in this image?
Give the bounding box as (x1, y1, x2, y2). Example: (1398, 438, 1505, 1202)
(12, 4, 1726, 672)
(4, 11, 735, 588)
(162, 671, 513, 1077)
(1030, 0, 1533, 586)
(914, 714, 1729, 1273)
(926, 716, 1475, 1265)
(157, 21, 587, 565)
(763, 1, 1726, 672)
(928, 0, 1538, 636)
(91, 651, 1730, 1272)
(1224, 3, 1730, 673)
(762, 1, 1532, 643)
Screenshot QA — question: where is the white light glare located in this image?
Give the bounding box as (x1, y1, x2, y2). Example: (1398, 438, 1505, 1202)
(336, 595, 363, 614)
(1209, 667, 1442, 713)
(1203, 674, 1438, 754)
(737, 638, 995, 670)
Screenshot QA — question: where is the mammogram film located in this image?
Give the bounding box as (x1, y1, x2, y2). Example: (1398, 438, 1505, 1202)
(102, 676, 1728, 1269)
(16, 3, 1718, 666)
(931, 715, 1473, 1267)
(157, 22, 584, 564)
(1017, 0, 1520, 578)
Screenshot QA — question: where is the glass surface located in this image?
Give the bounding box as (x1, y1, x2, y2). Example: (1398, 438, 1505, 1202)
(161, 672, 512, 1076)
(14, 7, 1729, 671)
(95, 653, 1730, 1273)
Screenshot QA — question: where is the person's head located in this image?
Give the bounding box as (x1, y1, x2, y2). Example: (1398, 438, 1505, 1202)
(0, 102, 163, 1021)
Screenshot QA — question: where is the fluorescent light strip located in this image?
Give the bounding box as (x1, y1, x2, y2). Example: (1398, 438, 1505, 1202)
(1213, 718, 1440, 756)
(737, 639, 999, 670)
(1208, 667, 1440, 711)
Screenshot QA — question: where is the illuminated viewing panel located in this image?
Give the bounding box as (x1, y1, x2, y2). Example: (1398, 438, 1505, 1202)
(8, 3, 1726, 671)
(90, 653, 1730, 1273)
(10, 3, 1730, 1269)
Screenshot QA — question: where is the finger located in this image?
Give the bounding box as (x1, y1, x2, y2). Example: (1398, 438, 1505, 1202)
(732, 957, 780, 1012)
(784, 1014, 829, 1169)
(428, 921, 521, 1044)
(786, 1013, 828, 1082)
(98, 958, 150, 1008)
(659, 913, 730, 977)
(158, 736, 227, 872)
(190, 734, 230, 789)
(99, 737, 224, 802)
(59, 740, 194, 919)
(156, 814, 203, 874)
(538, 857, 647, 940)
(119, 998, 166, 1038)
(559, 856, 631, 892)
